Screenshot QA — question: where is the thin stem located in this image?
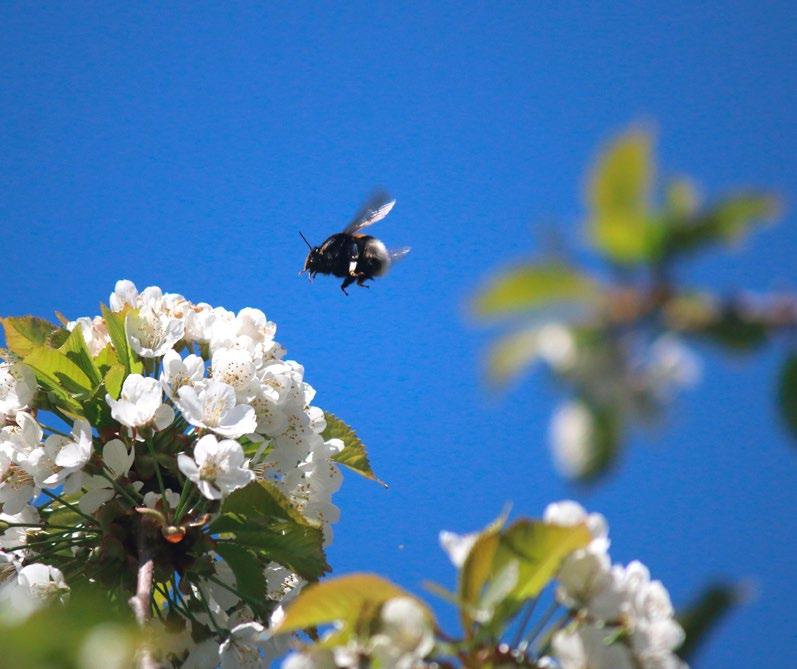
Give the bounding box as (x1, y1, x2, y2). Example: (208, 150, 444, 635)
(512, 597, 539, 650)
(40, 489, 98, 526)
(173, 478, 194, 525)
(524, 600, 560, 647)
(145, 439, 169, 508)
(99, 471, 142, 507)
(129, 519, 157, 669)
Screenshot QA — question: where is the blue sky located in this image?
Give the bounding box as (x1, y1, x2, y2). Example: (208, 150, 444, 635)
(1, 3, 796, 666)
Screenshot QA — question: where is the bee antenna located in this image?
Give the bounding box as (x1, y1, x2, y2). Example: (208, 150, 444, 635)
(299, 231, 313, 250)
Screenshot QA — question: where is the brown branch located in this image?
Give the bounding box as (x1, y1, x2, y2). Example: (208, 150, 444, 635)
(129, 518, 158, 669)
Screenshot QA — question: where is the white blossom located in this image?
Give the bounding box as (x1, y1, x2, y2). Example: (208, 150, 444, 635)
(0, 362, 36, 420)
(67, 316, 111, 357)
(553, 624, 635, 669)
(109, 279, 139, 312)
(369, 597, 434, 669)
(176, 380, 256, 438)
(439, 530, 479, 569)
(178, 434, 254, 500)
(549, 401, 596, 480)
(106, 374, 168, 430)
(161, 349, 205, 399)
(126, 305, 185, 358)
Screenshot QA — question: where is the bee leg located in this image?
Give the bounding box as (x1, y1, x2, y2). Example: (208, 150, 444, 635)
(356, 274, 372, 288)
(340, 276, 356, 295)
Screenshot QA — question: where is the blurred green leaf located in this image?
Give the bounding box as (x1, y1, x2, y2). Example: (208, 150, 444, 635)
(588, 129, 659, 263)
(1, 316, 63, 358)
(210, 480, 329, 581)
(274, 573, 423, 642)
(778, 355, 797, 440)
(0, 587, 141, 669)
(666, 179, 700, 219)
(663, 193, 779, 258)
(486, 326, 540, 385)
(573, 403, 622, 482)
(100, 304, 143, 375)
(472, 263, 597, 320)
(58, 326, 102, 388)
(677, 582, 742, 662)
(323, 412, 384, 485)
(698, 309, 769, 351)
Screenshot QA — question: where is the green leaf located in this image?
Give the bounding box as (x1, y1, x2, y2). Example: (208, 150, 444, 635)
(58, 326, 102, 388)
(677, 582, 743, 662)
(571, 402, 622, 483)
(100, 304, 142, 375)
(778, 355, 797, 440)
(93, 344, 120, 376)
(103, 364, 126, 401)
(698, 308, 769, 351)
(274, 573, 419, 636)
(587, 129, 659, 263)
(323, 412, 384, 485)
(662, 193, 779, 259)
(23, 346, 93, 412)
(209, 480, 329, 581)
(458, 513, 506, 633)
(1, 316, 63, 358)
(213, 543, 269, 615)
(486, 326, 542, 385)
(472, 263, 597, 320)
(493, 520, 592, 603)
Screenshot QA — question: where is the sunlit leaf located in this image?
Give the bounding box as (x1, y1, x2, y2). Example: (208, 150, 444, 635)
(677, 582, 743, 662)
(778, 355, 797, 441)
(23, 346, 93, 412)
(662, 193, 779, 259)
(93, 344, 120, 377)
(209, 480, 329, 581)
(472, 263, 597, 320)
(103, 364, 126, 401)
(58, 326, 102, 388)
(323, 412, 384, 485)
(588, 128, 659, 263)
(100, 304, 142, 375)
(1, 316, 62, 358)
(458, 513, 506, 632)
(494, 520, 592, 602)
(275, 573, 420, 637)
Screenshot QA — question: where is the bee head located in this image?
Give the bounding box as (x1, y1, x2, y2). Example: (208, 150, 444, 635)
(299, 232, 321, 278)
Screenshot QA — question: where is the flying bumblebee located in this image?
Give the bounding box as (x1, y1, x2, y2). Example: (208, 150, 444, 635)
(300, 194, 410, 294)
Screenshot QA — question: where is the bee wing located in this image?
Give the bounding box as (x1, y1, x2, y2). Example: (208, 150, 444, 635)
(343, 193, 396, 234)
(389, 246, 411, 263)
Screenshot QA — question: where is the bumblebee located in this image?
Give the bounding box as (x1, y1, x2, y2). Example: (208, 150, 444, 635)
(300, 194, 410, 294)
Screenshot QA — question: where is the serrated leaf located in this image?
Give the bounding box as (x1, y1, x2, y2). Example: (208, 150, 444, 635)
(662, 193, 779, 259)
(323, 412, 383, 485)
(1, 316, 62, 358)
(59, 326, 102, 388)
(100, 304, 142, 375)
(209, 480, 329, 581)
(214, 543, 269, 615)
(778, 355, 797, 440)
(588, 129, 659, 263)
(472, 263, 597, 320)
(23, 346, 93, 412)
(274, 573, 418, 636)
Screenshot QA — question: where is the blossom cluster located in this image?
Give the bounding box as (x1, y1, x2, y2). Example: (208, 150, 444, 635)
(543, 501, 687, 669)
(534, 324, 702, 479)
(1, 280, 347, 668)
